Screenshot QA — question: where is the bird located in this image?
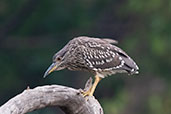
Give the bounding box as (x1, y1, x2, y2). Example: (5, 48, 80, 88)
(43, 36, 139, 97)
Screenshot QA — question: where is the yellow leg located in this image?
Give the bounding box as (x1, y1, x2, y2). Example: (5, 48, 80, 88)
(82, 75, 102, 97)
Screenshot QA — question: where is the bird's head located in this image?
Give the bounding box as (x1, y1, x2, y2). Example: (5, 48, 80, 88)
(43, 46, 68, 78)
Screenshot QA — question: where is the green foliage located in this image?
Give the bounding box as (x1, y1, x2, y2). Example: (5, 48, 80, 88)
(102, 90, 128, 114)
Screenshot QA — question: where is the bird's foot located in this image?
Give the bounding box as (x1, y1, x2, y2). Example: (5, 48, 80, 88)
(80, 77, 93, 97)
(81, 89, 93, 97)
(79, 76, 101, 98)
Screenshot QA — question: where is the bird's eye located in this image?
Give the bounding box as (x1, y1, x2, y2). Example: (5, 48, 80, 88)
(57, 57, 62, 61)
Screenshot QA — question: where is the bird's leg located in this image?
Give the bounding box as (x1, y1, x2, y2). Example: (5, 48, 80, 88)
(82, 75, 102, 97)
(89, 75, 102, 96)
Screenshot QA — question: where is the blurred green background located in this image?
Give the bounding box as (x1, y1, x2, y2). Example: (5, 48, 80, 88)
(0, 0, 171, 114)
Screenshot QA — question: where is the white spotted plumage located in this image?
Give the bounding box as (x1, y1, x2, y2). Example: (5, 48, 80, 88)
(62, 36, 139, 78)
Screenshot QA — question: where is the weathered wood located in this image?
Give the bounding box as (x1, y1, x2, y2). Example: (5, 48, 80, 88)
(0, 85, 103, 114)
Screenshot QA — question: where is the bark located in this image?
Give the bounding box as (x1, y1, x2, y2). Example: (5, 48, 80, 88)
(0, 84, 103, 114)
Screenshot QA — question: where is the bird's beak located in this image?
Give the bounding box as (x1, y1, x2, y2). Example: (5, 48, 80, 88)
(43, 63, 58, 78)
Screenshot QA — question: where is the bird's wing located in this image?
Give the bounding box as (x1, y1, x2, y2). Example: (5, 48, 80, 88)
(81, 39, 138, 74)
(110, 45, 139, 74)
(82, 41, 123, 70)
(72, 36, 138, 74)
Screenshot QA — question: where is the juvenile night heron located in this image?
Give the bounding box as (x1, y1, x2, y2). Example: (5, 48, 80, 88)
(44, 36, 139, 96)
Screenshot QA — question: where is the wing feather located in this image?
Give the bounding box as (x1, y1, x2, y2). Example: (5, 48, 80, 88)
(71, 36, 139, 74)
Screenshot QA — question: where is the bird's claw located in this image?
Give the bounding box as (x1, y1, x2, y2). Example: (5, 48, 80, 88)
(79, 77, 94, 97)
(80, 89, 93, 97)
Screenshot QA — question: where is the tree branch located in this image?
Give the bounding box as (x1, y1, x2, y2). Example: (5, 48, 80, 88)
(0, 84, 103, 114)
